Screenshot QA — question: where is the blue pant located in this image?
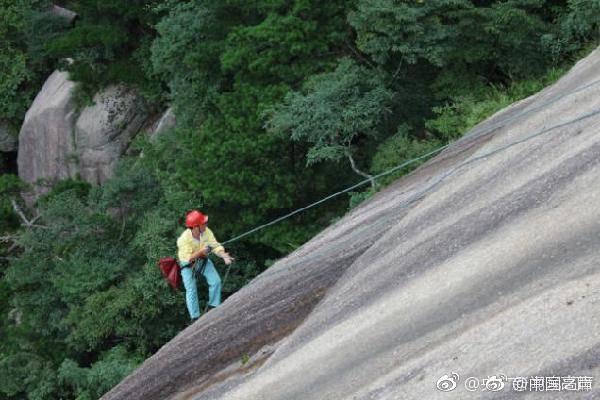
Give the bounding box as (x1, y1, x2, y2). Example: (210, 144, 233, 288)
(180, 258, 222, 319)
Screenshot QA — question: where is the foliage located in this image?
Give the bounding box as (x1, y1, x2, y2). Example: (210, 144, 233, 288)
(46, 0, 166, 107)
(0, 45, 29, 122)
(561, 0, 600, 42)
(0, 0, 68, 127)
(348, 188, 377, 210)
(0, 163, 185, 399)
(58, 346, 142, 400)
(370, 124, 444, 186)
(0, 352, 65, 400)
(36, 179, 92, 208)
(266, 59, 394, 169)
(150, 0, 354, 252)
(541, 0, 600, 60)
(425, 67, 566, 141)
(152, 0, 350, 126)
(349, 0, 555, 82)
(0, 174, 25, 233)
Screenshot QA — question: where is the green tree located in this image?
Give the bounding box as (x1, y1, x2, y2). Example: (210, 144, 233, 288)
(1, 163, 184, 399)
(349, 0, 555, 85)
(543, 0, 600, 59)
(266, 59, 394, 188)
(0, 174, 24, 235)
(58, 346, 142, 400)
(150, 0, 354, 252)
(46, 0, 166, 105)
(0, 0, 68, 127)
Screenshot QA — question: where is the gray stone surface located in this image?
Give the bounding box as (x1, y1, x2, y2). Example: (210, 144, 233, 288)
(17, 70, 78, 197)
(17, 71, 149, 196)
(0, 120, 17, 152)
(101, 46, 600, 400)
(49, 4, 78, 23)
(74, 85, 148, 184)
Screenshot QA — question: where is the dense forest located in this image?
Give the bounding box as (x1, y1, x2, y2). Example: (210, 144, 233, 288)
(0, 0, 598, 398)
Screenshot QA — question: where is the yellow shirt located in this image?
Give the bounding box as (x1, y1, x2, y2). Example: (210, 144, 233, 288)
(177, 227, 225, 263)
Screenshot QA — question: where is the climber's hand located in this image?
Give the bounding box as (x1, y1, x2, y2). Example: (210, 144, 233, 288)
(222, 252, 234, 265)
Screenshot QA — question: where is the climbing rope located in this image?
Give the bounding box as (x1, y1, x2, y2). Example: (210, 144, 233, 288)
(221, 78, 600, 248)
(207, 78, 600, 288)
(224, 106, 600, 283)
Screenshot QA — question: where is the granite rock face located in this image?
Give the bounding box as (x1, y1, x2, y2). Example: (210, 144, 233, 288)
(102, 46, 600, 400)
(74, 85, 148, 184)
(49, 4, 78, 23)
(17, 70, 78, 196)
(17, 70, 151, 196)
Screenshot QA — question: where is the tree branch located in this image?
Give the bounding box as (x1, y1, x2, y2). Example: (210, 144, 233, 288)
(11, 199, 32, 227)
(389, 57, 404, 85)
(346, 150, 376, 190)
(118, 207, 126, 241)
(345, 40, 376, 69)
(0, 234, 20, 254)
(11, 199, 46, 229)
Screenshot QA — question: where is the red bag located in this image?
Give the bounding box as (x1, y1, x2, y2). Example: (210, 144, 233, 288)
(158, 257, 181, 290)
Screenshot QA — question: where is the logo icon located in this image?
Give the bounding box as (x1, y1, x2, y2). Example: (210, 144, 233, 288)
(483, 374, 507, 391)
(437, 373, 460, 392)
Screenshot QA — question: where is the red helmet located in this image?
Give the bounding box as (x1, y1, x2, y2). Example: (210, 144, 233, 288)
(185, 210, 208, 228)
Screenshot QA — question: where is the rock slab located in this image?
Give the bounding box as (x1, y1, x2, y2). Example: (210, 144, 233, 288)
(75, 85, 148, 184)
(101, 46, 600, 400)
(17, 70, 78, 196)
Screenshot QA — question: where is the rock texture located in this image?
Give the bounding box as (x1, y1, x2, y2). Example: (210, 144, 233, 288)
(17, 70, 78, 195)
(0, 120, 17, 152)
(49, 4, 78, 23)
(102, 46, 600, 400)
(75, 85, 148, 184)
(17, 70, 150, 196)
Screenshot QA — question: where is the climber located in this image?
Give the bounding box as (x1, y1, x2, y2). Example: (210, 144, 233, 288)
(177, 210, 234, 321)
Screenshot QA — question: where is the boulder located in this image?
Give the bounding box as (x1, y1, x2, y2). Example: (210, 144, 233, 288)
(18, 70, 150, 197)
(17, 70, 78, 197)
(49, 4, 78, 24)
(74, 85, 148, 184)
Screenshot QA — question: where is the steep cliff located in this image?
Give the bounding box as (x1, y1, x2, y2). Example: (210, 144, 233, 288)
(102, 46, 600, 400)
(17, 70, 79, 195)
